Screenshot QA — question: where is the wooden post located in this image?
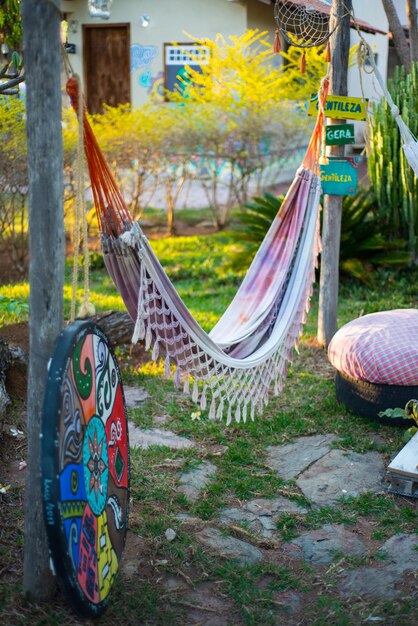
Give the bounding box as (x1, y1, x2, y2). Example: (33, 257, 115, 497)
(21, 0, 64, 599)
(317, 0, 351, 348)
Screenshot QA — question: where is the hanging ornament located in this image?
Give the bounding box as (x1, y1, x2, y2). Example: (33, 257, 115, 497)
(274, 1, 341, 74)
(273, 29, 282, 54)
(300, 50, 306, 74)
(274, 0, 335, 49)
(325, 39, 331, 62)
(88, 0, 113, 20)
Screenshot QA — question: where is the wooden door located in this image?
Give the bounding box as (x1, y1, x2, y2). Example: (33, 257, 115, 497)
(83, 24, 131, 114)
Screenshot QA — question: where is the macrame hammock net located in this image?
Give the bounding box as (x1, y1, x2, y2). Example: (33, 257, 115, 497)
(66, 77, 327, 425)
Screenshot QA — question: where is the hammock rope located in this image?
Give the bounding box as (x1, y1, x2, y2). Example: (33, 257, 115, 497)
(70, 73, 95, 320)
(66, 77, 328, 424)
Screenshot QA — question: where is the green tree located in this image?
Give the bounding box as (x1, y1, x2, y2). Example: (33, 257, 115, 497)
(0, 0, 22, 50)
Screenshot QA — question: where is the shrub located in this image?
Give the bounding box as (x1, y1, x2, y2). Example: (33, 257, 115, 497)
(0, 95, 28, 278)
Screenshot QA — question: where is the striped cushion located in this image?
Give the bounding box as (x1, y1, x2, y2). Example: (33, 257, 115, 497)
(328, 309, 418, 386)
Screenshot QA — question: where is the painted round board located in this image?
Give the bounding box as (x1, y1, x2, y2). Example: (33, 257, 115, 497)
(42, 320, 130, 617)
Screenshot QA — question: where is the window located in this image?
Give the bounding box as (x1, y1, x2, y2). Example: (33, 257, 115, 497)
(164, 43, 210, 96)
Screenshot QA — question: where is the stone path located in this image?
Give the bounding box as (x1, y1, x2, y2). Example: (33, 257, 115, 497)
(125, 418, 418, 615)
(179, 461, 217, 501)
(219, 496, 307, 539)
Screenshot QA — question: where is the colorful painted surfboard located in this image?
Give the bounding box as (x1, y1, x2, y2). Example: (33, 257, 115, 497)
(42, 320, 130, 617)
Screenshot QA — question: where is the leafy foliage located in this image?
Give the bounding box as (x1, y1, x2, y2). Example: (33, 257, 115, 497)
(0, 0, 22, 50)
(367, 63, 418, 261)
(0, 294, 28, 324)
(379, 399, 418, 442)
(339, 188, 409, 282)
(0, 94, 28, 276)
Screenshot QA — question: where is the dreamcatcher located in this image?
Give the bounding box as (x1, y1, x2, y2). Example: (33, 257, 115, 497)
(273, 0, 338, 71)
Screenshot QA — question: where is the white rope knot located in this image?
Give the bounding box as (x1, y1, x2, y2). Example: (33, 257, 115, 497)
(391, 105, 400, 118)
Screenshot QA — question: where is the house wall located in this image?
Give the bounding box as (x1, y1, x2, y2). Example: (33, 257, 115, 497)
(62, 0, 252, 107)
(62, 0, 393, 130)
(247, 0, 275, 33)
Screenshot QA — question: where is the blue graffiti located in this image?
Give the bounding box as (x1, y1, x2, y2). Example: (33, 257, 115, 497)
(131, 44, 158, 71)
(139, 70, 152, 88)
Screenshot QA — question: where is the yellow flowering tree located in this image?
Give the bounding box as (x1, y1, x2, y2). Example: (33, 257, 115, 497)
(61, 29, 327, 234)
(166, 29, 327, 226)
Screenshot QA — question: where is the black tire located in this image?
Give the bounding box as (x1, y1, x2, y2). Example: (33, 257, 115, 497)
(334, 370, 417, 426)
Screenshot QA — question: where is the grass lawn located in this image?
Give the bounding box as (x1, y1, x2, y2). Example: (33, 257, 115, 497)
(1, 231, 417, 625)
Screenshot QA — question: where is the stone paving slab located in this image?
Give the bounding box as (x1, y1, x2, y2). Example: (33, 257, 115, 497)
(219, 496, 308, 539)
(340, 534, 418, 600)
(282, 523, 366, 565)
(179, 461, 217, 501)
(195, 527, 263, 566)
(377, 534, 418, 574)
(340, 567, 401, 600)
(296, 449, 385, 507)
(266, 434, 339, 480)
(128, 423, 195, 450)
(123, 385, 150, 407)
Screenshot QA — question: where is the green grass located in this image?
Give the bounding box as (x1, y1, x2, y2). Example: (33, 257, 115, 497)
(2, 231, 418, 625)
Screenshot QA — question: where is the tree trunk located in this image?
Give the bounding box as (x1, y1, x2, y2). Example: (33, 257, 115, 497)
(382, 0, 411, 72)
(21, 0, 64, 601)
(406, 0, 418, 65)
(317, 0, 351, 348)
(90, 310, 134, 345)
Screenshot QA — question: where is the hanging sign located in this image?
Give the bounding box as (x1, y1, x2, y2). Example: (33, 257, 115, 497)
(308, 94, 368, 120)
(320, 157, 359, 195)
(325, 123, 355, 146)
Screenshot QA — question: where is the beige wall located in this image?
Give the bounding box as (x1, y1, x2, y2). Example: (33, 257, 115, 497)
(62, 0, 254, 107)
(246, 0, 275, 38)
(61, 0, 391, 115)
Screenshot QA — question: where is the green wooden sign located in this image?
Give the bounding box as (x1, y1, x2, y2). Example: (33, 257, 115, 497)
(320, 157, 359, 195)
(325, 123, 355, 146)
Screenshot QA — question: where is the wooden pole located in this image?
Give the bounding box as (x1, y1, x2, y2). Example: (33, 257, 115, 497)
(317, 0, 351, 348)
(21, 0, 64, 599)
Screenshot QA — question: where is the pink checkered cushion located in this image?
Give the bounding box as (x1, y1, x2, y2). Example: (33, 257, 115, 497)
(328, 309, 418, 386)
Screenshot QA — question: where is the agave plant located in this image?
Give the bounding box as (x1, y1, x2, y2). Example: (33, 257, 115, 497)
(339, 188, 410, 282)
(232, 188, 409, 282)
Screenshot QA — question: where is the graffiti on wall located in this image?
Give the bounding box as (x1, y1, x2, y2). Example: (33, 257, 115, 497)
(130, 43, 158, 72)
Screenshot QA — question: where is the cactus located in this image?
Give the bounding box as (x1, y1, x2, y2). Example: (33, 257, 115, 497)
(368, 63, 418, 261)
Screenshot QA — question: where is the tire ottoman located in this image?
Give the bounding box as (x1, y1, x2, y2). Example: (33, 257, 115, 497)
(328, 309, 418, 425)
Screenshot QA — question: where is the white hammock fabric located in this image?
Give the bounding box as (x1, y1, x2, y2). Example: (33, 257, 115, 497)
(66, 76, 326, 424)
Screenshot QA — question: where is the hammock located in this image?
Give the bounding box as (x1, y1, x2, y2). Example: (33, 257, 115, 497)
(66, 78, 327, 424)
